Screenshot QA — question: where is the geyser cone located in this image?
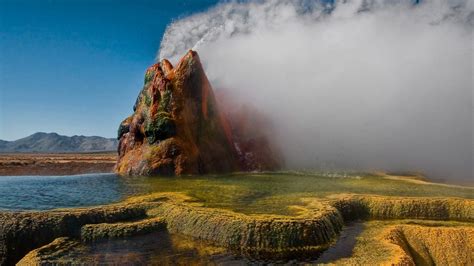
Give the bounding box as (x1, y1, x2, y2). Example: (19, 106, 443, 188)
(115, 50, 238, 176)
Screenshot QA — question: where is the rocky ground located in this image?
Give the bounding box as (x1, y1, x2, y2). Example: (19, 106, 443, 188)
(0, 153, 116, 176)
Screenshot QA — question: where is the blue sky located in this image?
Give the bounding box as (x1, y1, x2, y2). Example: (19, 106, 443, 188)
(0, 0, 219, 140)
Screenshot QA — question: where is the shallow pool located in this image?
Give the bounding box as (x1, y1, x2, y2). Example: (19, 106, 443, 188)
(0, 174, 131, 210)
(1, 172, 472, 214)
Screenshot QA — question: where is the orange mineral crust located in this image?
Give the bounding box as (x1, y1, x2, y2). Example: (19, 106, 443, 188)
(116, 50, 283, 176)
(116, 51, 238, 175)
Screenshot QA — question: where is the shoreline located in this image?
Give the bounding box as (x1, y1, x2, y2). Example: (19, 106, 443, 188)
(0, 153, 471, 187)
(0, 152, 117, 176)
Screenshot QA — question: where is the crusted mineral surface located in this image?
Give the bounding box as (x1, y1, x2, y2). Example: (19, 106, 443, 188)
(115, 50, 284, 176)
(16, 237, 84, 266)
(326, 220, 474, 265)
(385, 224, 474, 265)
(146, 194, 344, 259)
(2, 191, 473, 264)
(329, 194, 474, 222)
(80, 216, 166, 242)
(0, 202, 151, 265)
(116, 51, 239, 176)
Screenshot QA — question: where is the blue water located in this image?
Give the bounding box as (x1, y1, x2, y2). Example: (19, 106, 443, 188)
(0, 174, 138, 210)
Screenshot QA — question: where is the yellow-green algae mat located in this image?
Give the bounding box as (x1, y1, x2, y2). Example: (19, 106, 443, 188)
(114, 171, 474, 216)
(6, 174, 474, 265)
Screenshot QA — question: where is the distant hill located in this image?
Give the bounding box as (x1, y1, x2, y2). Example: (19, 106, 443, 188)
(0, 132, 118, 153)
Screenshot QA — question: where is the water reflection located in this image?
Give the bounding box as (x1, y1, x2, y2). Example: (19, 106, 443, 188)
(53, 232, 248, 265)
(25, 225, 367, 264)
(315, 222, 365, 263)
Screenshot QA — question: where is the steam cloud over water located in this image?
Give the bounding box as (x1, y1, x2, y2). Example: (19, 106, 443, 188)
(158, 0, 473, 182)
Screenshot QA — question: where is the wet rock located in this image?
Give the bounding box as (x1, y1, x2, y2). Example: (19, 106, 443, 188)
(0, 203, 148, 265)
(147, 193, 345, 259)
(17, 232, 232, 265)
(80, 217, 166, 242)
(330, 194, 474, 222)
(115, 50, 285, 176)
(115, 51, 239, 176)
(3, 192, 473, 264)
(386, 225, 474, 265)
(16, 237, 84, 266)
(325, 220, 474, 265)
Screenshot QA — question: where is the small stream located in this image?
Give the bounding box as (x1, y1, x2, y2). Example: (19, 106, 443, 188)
(315, 222, 365, 263)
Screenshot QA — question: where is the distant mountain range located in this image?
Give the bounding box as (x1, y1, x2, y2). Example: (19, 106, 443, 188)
(0, 132, 118, 153)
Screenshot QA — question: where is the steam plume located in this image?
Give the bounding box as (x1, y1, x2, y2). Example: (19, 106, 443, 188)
(158, 0, 473, 182)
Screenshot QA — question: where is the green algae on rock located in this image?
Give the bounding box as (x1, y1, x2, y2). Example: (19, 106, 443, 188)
(115, 50, 283, 176)
(80, 217, 166, 242)
(146, 193, 344, 259)
(17, 232, 232, 266)
(387, 224, 474, 265)
(2, 173, 474, 265)
(16, 237, 86, 266)
(330, 194, 474, 222)
(115, 51, 239, 176)
(326, 220, 474, 265)
(0, 202, 150, 265)
(19, 221, 473, 265)
(114, 172, 474, 216)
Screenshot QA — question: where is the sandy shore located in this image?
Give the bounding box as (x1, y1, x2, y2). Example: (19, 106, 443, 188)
(0, 152, 117, 176)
